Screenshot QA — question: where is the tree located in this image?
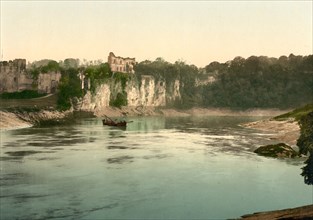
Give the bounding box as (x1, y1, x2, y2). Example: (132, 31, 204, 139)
(301, 154, 313, 185)
(57, 68, 83, 110)
(297, 112, 313, 155)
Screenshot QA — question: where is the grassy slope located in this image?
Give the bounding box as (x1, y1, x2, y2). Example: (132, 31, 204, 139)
(273, 103, 313, 121)
(0, 94, 57, 110)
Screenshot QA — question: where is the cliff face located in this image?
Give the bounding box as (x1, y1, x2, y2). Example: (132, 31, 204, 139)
(79, 75, 181, 112)
(128, 75, 166, 106)
(1, 59, 182, 111)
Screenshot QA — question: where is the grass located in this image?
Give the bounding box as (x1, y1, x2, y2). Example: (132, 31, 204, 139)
(274, 103, 313, 121)
(0, 94, 57, 110)
(0, 90, 47, 99)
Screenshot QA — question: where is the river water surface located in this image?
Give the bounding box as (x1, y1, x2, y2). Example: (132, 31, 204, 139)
(0, 116, 312, 219)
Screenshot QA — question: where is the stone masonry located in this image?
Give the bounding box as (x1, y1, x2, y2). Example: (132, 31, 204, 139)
(108, 52, 136, 74)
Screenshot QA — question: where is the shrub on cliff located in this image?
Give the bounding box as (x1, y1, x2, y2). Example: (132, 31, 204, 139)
(109, 92, 128, 108)
(84, 63, 112, 94)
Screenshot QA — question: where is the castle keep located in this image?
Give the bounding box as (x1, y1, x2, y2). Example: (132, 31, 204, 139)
(108, 52, 136, 74)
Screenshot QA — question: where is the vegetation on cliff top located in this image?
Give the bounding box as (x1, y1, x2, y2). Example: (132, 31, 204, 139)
(199, 54, 313, 109)
(135, 54, 313, 109)
(3, 54, 312, 110)
(273, 103, 313, 121)
(57, 68, 83, 110)
(135, 58, 199, 108)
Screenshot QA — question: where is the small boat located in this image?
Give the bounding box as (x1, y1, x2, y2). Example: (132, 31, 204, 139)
(102, 115, 127, 127)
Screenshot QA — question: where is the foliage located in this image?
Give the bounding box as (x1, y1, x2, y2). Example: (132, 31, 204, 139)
(109, 92, 128, 108)
(301, 154, 313, 185)
(57, 68, 83, 110)
(84, 63, 112, 94)
(61, 58, 80, 69)
(41, 61, 60, 73)
(297, 110, 313, 186)
(200, 54, 313, 109)
(134, 58, 199, 108)
(28, 60, 61, 79)
(0, 90, 47, 99)
(113, 72, 130, 90)
(108, 72, 131, 108)
(274, 104, 313, 121)
(297, 111, 313, 155)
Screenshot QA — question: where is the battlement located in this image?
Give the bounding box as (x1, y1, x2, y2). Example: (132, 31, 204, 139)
(108, 52, 136, 74)
(0, 59, 27, 73)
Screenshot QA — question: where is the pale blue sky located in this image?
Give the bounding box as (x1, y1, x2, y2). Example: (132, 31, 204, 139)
(1, 1, 312, 67)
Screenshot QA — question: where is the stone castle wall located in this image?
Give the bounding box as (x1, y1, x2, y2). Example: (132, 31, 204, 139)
(0, 59, 33, 93)
(37, 72, 62, 94)
(0, 59, 61, 94)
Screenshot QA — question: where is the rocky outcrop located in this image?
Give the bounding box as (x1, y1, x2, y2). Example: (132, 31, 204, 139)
(254, 143, 298, 158)
(12, 109, 73, 126)
(0, 111, 32, 130)
(79, 75, 178, 112)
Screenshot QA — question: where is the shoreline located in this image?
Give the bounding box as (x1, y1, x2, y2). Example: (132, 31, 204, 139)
(240, 204, 313, 219)
(0, 107, 290, 131)
(242, 118, 300, 146)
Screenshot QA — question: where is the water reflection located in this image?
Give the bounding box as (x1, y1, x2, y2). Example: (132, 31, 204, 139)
(107, 156, 134, 164)
(1, 116, 312, 220)
(126, 116, 166, 132)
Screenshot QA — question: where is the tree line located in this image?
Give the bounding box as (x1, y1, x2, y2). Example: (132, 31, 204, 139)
(19, 54, 313, 110)
(135, 54, 313, 109)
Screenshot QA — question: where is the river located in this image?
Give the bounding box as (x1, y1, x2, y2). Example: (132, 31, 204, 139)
(0, 116, 312, 219)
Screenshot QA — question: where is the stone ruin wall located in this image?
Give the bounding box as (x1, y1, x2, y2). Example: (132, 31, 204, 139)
(108, 52, 136, 74)
(0, 59, 61, 94)
(0, 57, 182, 109)
(0, 59, 33, 93)
(37, 72, 62, 94)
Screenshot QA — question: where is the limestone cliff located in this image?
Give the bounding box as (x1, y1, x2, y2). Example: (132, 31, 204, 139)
(79, 75, 181, 112)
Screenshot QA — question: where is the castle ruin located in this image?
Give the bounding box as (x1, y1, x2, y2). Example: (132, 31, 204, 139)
(0, 59, 61, 94)
(0, 59, 33, 93)
(108, 52, 136, 74)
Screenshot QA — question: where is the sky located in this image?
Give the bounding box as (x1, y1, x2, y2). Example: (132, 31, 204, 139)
(1, 1, 312, 67)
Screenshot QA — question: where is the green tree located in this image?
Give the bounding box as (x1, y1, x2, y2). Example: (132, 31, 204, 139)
(57, 68, 83, 110)
(297, 112, 313, 155)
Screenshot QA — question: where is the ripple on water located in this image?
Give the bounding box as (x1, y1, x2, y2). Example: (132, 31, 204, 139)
(107, 156, 134, 164)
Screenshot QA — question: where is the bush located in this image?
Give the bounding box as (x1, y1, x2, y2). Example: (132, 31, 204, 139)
(0, 90, 46, 99)
(57, 68, 83, 110)
(297, 111, 313, 155)
(110, 92, 127, 108)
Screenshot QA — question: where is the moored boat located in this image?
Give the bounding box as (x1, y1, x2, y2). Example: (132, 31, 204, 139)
(102, 116, 127, 127)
